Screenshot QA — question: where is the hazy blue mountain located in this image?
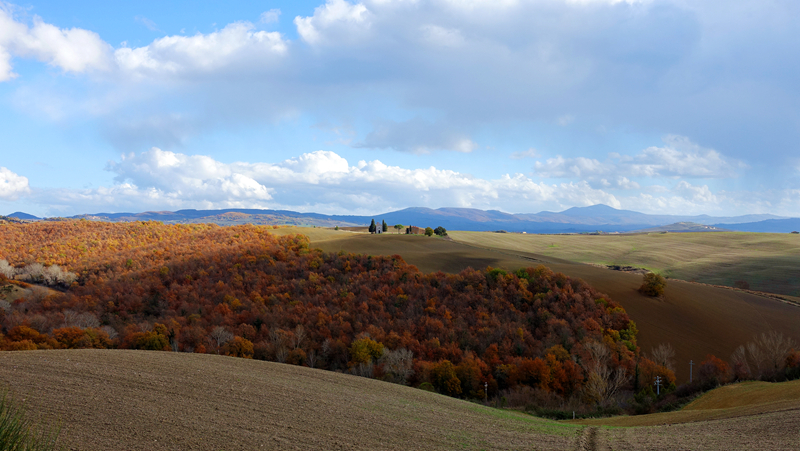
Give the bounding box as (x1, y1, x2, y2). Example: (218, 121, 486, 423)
(7, 205, 796, 234)
(716, 219, 800, 233)
(7, 212, 40, 220)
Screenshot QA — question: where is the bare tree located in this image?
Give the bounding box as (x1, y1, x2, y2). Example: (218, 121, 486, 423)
(731, 345, 751, 379)
(0, 260, 15, 278)
(380, 348, 415, 385)
(62, 310, 99, 329)
(306, 349, 318, 368)
(583, 341, 629, 405)
(649, 343, 676, 373)
(292, 325, 306, 349)
(0, 300, 10, 313)
(210, 326, 234, 353)
(42, 264, 76, 287)
(350, 361, 375, 378)
(321, 338, 332, 360)
(275, 346, 288, 363)
(269, 328, 288, 348)
(752, 331, 795, 379)
(746, 341, 764, 379)
(20, 263, 45, 283)
(100, 325, 119, 340)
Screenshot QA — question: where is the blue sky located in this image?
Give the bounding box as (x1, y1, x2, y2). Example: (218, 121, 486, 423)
(0, 0, 798, 217)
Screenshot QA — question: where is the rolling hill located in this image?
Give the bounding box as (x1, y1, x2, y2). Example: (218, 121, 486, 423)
(269, 227, 800, 382)
(0, 350, 797, 451)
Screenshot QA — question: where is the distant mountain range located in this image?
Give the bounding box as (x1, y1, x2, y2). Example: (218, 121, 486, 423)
(6, 205, 800, 234)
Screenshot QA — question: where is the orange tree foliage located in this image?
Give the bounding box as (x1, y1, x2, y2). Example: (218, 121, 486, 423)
(0, 221, 640, 400)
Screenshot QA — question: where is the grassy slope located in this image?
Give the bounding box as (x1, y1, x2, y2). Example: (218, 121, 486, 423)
(269, 228, 800, 383)
(0, 350, 579, 451)
(448, 231, 800, 296)
(580, 379, 800, 427)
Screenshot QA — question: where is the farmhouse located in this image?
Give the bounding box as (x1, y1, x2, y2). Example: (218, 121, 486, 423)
(406, 226, 425, 235)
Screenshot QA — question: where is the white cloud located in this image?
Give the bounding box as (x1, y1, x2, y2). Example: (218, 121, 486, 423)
(295, 0, 372, 46)
(535, 136, 743, 183)
(114, 22, 287, 78)
(626, 135, 744, 178)
(674, 180, 717, 203)
(0, 166, 30, 200)
(0, 6, 111, 80)
(598, 176, 640, 190)
(108, 148, 272, 203)
(260, 9, 282, 24)
(534, 156, 613, 178)
(30, 149, 621, 215)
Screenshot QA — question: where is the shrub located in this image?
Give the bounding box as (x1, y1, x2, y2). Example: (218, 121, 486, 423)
(638, 273, 666, 297)
(349, 337, 384, 366)
(697, 354, 731, 389)
(223, 336, 254, 358)
(431, 360, 462, 396)
(0, 387, 63, 450)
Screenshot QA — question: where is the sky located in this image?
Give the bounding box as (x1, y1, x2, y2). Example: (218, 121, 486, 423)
(0, 0, 798, 218)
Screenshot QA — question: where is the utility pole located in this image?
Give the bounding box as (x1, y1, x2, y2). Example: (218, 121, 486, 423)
(484, 382, 488, 401)
(690, 360, 694, 383)
(655, 376, 662, 395)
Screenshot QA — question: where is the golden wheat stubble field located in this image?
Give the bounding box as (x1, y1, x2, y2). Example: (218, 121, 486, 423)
(449, 230, 800, 297)
(3, 350, 800, 450)
(271, 228, 800, 383)
(0, 349, 582, 451)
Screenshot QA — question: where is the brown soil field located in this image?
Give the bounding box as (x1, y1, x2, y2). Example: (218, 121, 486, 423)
(2, 350, 798, 451)
(269, 228, 800, 382)
(0, 349, 581, 451)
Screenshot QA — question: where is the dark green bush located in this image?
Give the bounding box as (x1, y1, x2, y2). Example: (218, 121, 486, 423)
(0, 388, 63, 451)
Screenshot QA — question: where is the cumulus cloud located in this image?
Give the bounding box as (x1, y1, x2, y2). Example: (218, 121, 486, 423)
(673, 180, 717, 203)
(0, 166, 30, 200)
(295, 0, 372, 46)
(535, 136, 743, 184)
(625, 135, 744, 178)
(114, 22, 287, 78)
(108, 148, 273, 203)
(25, 149, 619, 215)
(535, 156, 614, 178)
(0, 5, 111, 80)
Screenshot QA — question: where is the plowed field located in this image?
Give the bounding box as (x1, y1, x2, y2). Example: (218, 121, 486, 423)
(2, 350, 798, 451)
(0, 350, 580, 451)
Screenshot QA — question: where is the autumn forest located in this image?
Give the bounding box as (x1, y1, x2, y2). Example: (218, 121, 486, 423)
(0, 221, 680, 407)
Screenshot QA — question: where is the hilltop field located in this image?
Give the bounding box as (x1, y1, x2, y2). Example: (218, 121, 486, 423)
(269, 227, 800, 382)
(448, 231, 800, 297)
(1, 349, 798, 450)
